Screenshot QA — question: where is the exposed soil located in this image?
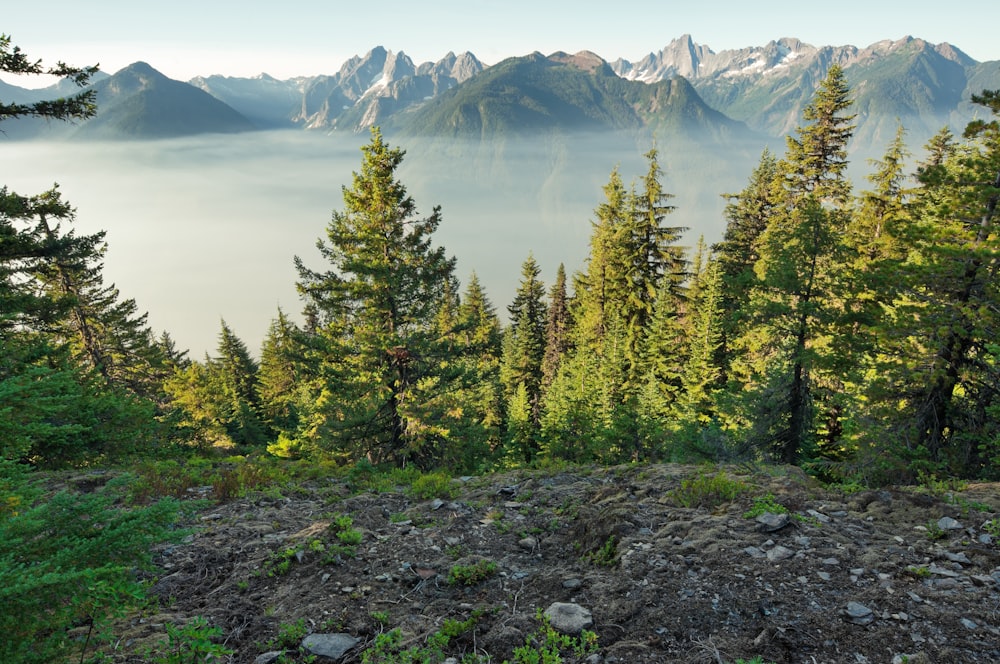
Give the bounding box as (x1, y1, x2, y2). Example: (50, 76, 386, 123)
(109, 464, 1000, 663)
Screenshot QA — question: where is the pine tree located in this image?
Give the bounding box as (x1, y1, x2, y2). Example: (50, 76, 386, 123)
(294, 127, 457, 465)
(541, 263, 572, 392)
(572, 168, 631, 349)
(884, 91, 1000, 474)
(501, 255, 547, 462)
(732, 65, 856, 463)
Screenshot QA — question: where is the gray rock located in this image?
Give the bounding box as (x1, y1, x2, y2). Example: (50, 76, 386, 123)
(301, 633, 359, 660)
(766, 545, 794, 561)
(744, 546, 766, 558)
(960, 618, 978, 630)
(544, 602, 593, 635)
(937, 516, 963, 531)
(943, 551, 971, 564)
(807, 509, 832, 523)
(756, 512, 791, 532)
(255, 652, 284, 664)
(562, 578, 583, 589)
(518, 537, 537, 551)
(845, 601, 875, 625)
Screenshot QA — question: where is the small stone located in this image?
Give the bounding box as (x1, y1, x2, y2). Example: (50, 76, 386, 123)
(943, 551, 971, 564)
(543, 602, 593, 635)
(807, 509, 832, 523)
(937, 516, 962, 531)
(817, 571, 831, 581)
(756, 512, 791, 532)
(562, 578, 582, 589)
(255, 652, 284, 664)
(766, 545, 794, 561)
(300, 634, 359, 660)
(845, 601, 874, 625)
(960, 617, 978, 630)
(518, 537, 537, 551)
(822, 557, 840, 565)
(431, 498, 445, 510)
(744, 546, 766, 558)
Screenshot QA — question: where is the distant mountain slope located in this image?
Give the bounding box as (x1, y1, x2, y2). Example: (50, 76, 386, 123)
(393, 50, 752, 143)
(3, 63, 252, 139)
(611, 35, 1000, 152)
(78, 62, 254, 138)
(189, 73, 308, 128)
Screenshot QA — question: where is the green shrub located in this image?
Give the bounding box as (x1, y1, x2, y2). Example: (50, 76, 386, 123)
(152, 616, 234, 664)
(505, 612, 599, 664)
(742, 493, 788, 518)
(408, 472, 459, 500)
(670, 470, 748, 508)
(448, 559, 498, 586)
(0, 462, 181, 664)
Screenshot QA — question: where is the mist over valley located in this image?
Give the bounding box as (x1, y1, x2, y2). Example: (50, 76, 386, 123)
(1, 128, 764, 357)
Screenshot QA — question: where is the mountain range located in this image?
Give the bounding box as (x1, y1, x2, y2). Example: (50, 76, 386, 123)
(5, 36, 1000, 156)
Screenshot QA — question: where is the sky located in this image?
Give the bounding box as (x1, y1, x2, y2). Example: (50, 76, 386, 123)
(3, 0, 1000, 86)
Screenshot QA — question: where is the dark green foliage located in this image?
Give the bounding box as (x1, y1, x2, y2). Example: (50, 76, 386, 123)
(0, 463, 180, 663)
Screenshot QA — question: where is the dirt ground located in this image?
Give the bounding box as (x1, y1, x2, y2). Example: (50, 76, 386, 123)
(110, 464, 1000, 663)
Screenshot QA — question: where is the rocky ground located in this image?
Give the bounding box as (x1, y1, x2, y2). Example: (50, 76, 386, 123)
(110, 464, 1000, 664)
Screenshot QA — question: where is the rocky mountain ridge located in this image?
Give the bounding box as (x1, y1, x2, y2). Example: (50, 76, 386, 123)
(5, 36, 999, 153)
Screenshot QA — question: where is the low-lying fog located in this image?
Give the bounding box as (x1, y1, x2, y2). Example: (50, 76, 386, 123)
(2, 130, 765, 357)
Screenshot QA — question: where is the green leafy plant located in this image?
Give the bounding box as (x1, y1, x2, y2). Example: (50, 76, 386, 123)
(152, 616, 234, 663)
(670, 470, 748, 508)
(742, 493, 789, 518)
(985, 518, 1000, 539)
(924, 521, 947, 541)
(360, 613, 482, 663)
(448, 559, 498, 586)
(408, 472, 459, 500)
(262, 546, 299, 577)
(504, 612, 598, 664)
(583, 536, 619, 567)
(270, 618, 308, 650)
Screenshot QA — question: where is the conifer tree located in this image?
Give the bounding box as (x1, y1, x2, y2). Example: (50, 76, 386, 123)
(572, 168, 631, 349)
(884, 91, 1000, 474)
(294, 127, 457, 465)
(732, 65, 856, 463)
(541, 263, 572, 392)
(257, 310, 301, 436)
(501, 255, 547, 462)
(715, 149, 781, 375)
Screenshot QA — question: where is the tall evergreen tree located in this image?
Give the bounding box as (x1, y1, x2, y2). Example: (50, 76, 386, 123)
(294, 127, 457, 465)
(884, 91, 1000, 475)
(731, 65, 856, 463)
(541, 263, 572, 392)
(501, 255, 547, 461)
(572, 168, 631, 349)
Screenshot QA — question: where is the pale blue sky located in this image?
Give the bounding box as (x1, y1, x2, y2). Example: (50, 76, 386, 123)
(3, 0, 999, 84)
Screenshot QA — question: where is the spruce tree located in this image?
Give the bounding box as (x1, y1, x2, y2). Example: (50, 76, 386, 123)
(732, 65, 856, 463)
(885, 91, 1000, 474)
(294, 127, 457, 465)
(541, 263, 572, 392)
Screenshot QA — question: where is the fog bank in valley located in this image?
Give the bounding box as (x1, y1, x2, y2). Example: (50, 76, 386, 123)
(1, 130, 765, 357)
